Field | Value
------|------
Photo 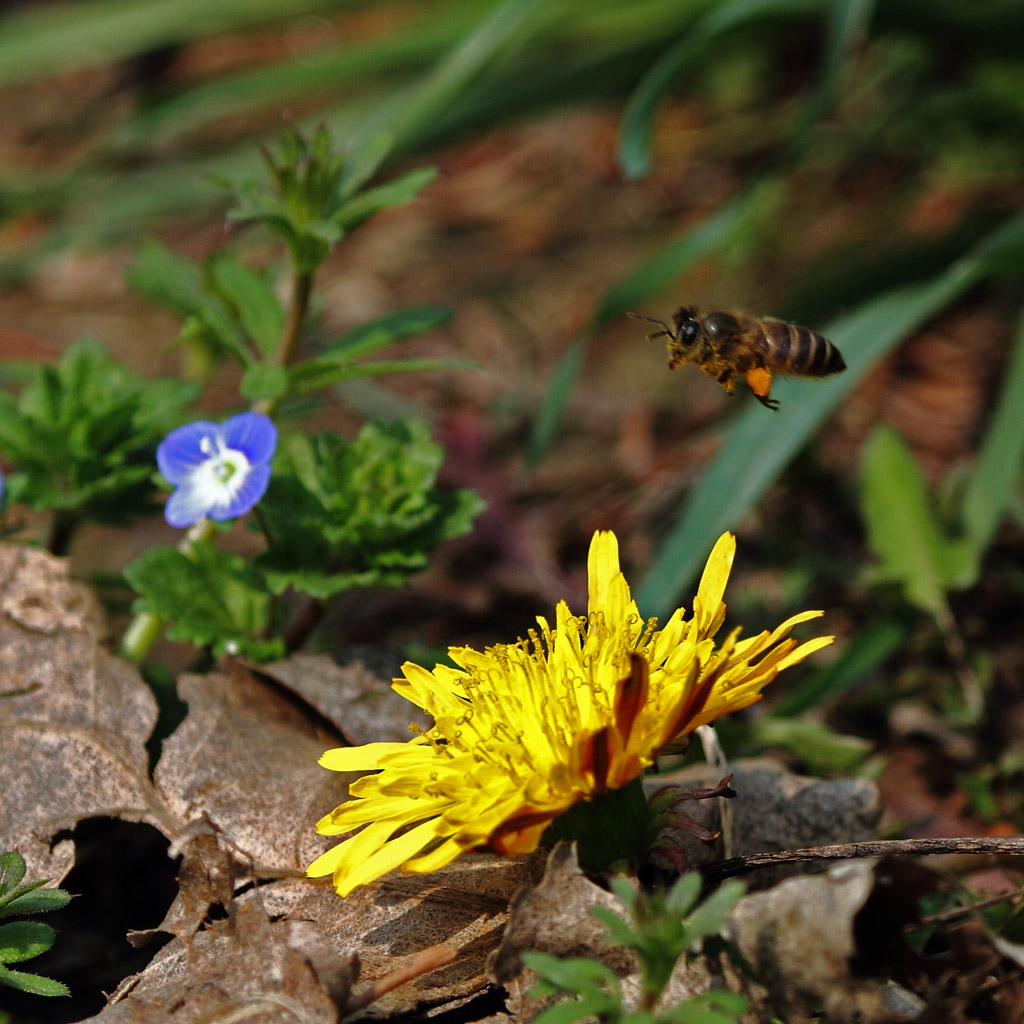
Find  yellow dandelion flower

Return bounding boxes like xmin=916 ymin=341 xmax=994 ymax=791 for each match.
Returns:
xmin=308 ymin=531 xmax=833 ymax=896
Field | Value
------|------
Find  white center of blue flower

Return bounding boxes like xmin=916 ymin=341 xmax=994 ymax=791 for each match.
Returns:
xmin=193 ymin=435 xmax=251 ymax=505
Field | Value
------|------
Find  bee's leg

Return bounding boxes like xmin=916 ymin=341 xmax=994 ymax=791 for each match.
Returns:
xmin=716 ymin=369 xmax=736 ymax=395
xmin=746 ymin=366 xmax=778 ymax=410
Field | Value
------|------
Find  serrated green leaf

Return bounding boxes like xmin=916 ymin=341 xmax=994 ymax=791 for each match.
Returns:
xmin=860 ymin=425 xmax=973 ymax=620
xmin=125 ymin=542 xmax=282 ymax=661
xmin=0 ymin=963 xmax=69 ymax=997
xmin=256 ymin=421 xmax=484 ymax=599
xmin=0 ymin=887 xmax=70 ymax=919
xmin=240 ymin=363 xmax=289 ymax=402
xmin=0 ymin=921 xmax=55 ymax=964
xmin=208 ymin=253 xmax=286 ymax=357
xmin=0 ymin=339 xmax=198 ymax=525
xmin=0 ymin=854 xmax=26 ymax=896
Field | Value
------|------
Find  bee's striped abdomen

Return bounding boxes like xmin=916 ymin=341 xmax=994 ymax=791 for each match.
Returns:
xmin=761 ymin=320 xmax=845 ymax=378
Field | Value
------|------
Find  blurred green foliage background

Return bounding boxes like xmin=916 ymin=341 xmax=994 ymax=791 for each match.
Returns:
xmin=2 ymin=0 xmax=1024 ymax=788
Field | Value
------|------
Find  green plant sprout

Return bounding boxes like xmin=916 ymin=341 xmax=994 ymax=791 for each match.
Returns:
xmin=524 ymin=873 xmax=747 ymax=1024
xmin=0 ymin=124 xmax=482 ymax=666
xmin=0 ymin=851 xmax=71 ymax=1001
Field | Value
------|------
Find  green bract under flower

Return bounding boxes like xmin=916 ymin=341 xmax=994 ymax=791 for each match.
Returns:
xmin=309 ymin=531 xmax=833 ymax=896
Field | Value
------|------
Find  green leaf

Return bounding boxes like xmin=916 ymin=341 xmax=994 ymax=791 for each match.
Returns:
xmin=125 ymin=542 xmax=283 ymax=661
xmin=320 ymin=306 xmax=453 ymax=362
xmin=343 ymin=0 xmax=553 ymax=185
xmin=0 ymin=963 xmax=69 ymax=997
xmin=0 ymin=854 xmax=25 ymax=897
xmin=770 ymin=614 xmax=911 ymax=717
xmin=751 ymin=716 xmax=872 ymax=772
xmin=256 ymin=421 xmax=485 ymax=599
xmin=127 ymin=238 xmax=204 ymax=317
xmin=0 ymin=921 xmax=55 ymax=964
xmin=658 ymin=990 xmax=748 ymax=1024
xmin=0 ymin=0 xmax=341 ymax=88
xmin=240 ymin=363 xmax=289 ymax=402
xmin=635 ymin=210 xmax=1024 ymax=619
xmin=960 ymin=304 xmax=1024 ymax=561
xmin=0 ymin=339 xmax=198 ymax=525
xmin=333 ymin=167 xmax=439 ymax=235
xmin=288 ymin=356 xmax=475 ymax=399
xmin=0 ymin=888 xmax=70 ymax=920
xmin=208 ymin=253 xmax=285 ymax=357
xmin=860 ymin=425 xmax=973 ymax=620
xmin=618 ymin=0 xmax=821 ymax=180
xmin=526 ymin=338 xmax=586 ymax=472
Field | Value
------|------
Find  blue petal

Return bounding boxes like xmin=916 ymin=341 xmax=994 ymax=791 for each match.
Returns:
xmin=157 ymin=421 xmax=222 ymax=485
xmin=165 ymin=484 xmax=213 ymax=528
xmin=208 ymin=463 xmax=271 ymax=521
xmin=222 ymin=412 xmax=277 ymax=466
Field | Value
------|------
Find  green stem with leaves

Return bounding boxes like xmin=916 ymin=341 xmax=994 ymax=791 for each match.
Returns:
xmin=119 ymin=269 xmax=314 ymax=664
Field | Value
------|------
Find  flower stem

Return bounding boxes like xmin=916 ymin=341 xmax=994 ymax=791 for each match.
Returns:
xmin=254 ymin=268 xmax=314 ymax=417
xmin=119 ymin=519 xmax=215 ymax=663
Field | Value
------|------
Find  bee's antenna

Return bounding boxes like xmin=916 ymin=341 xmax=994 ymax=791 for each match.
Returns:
xmin=627 ymin=311 xmax=671 ymax=341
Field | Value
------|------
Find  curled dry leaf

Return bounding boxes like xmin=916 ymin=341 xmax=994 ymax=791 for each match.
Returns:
xmin=0 ymin=544 xmax=167 ymax=880
xmin=727 ymin=860 xmax=923 ymax=1024
xmin=153 ymin=661 xmax=349 ymax=872
xmin=259 ymin=652 xmax=430 ymax=745
xmin=646 ymin=758 xmax=882 ymax=887
xmin=92 ymin=898 xmax=346 ymax=1023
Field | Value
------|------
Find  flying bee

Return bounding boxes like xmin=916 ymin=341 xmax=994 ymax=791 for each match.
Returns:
xmin=628 ymin=307 xmax=846 ymax=410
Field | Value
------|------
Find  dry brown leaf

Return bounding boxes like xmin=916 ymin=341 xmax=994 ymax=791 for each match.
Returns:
xmin=259 ymin=848 xmax=548 ymax=1019
xmin=0 ymin=545 xmax=168 ymax=880
xmin=727 ymin=860 xmax=900 ymax=1024
xmin=127 ymin=815 xmax=238 ymax=947
xmin=153 ymin=662 xmax=349 ymax=873
xmin=259 ymin=652 xmax=430 ymax=746
xmin=91 ymin=898 xmax=344 ymax=1023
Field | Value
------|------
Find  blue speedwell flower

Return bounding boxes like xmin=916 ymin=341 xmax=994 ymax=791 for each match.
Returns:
xmin=157 ymin=412 xmax=277 ymax=528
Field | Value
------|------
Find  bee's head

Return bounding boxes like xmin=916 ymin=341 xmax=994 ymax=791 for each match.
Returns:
xmin=671 ymin=307 xmax=702 ymax=349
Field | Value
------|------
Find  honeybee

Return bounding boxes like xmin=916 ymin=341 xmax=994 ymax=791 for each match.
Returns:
xmin=628 ymin=307 xmax=846 ymax=410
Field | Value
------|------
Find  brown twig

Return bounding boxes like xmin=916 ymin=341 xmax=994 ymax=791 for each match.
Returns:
xmin=700 ymin=836 xmax=1024 ymax=882
xmin=343 ymin=943 xmax=457 ymax=1015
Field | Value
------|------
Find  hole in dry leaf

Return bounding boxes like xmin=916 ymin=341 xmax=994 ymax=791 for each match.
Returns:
xmin=4 ymin=818 xmax=177 ymax=1023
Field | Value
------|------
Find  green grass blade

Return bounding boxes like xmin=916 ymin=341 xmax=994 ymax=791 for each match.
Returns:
xmin=526 ymin=338 xmax=587 ymax=472
xmin=634 ymin=210 xmax=1024 ymax=619
xmin=960 ymin=305 xmax=1024 ymax=556
xmin=0 ymin=0 xmax=343 ymax=88
xmin=594 ymin=184 xmax=764 ymax=327
xmin=618 ymin=0 xmax=822 ymax=180
xmin=859 ymin=425 xmax=961 ymax=619
xmin=770 ymin=613 xmax=911 ymax=717
xmin=786 ymin=0 xmax=875 ymax=147
xmin=344 ymin=0 xmax=555 ymax=187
